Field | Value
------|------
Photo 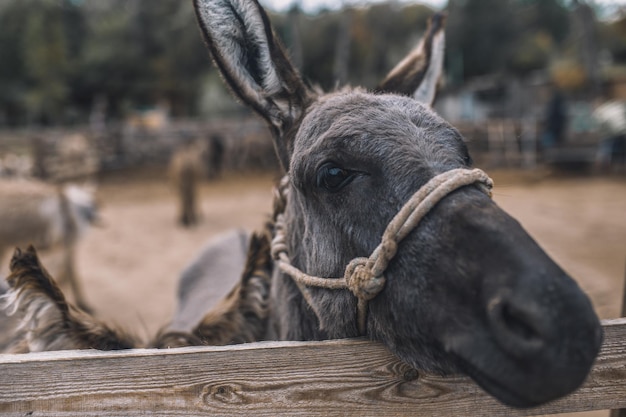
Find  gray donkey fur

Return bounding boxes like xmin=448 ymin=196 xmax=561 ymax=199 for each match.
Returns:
xmin=170 ymin=229 xmax=249 ymax=332
xmin=194 ymin=0 xmax=601 ymax=408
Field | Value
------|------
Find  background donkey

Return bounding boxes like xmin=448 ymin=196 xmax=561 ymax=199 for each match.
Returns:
xmin=0 ymin=225 xmax=272 ymax=352
xmin=168 ymin=139 xmax=207 ymax=227
xmin=0 ymin=179 xmax=98 ymax=311
xmin=193 ymin=0 xmax=602 ymax=408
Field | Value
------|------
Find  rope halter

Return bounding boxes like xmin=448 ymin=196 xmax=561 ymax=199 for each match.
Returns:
xmin=270 ymin=168 xmax=494 ymax=336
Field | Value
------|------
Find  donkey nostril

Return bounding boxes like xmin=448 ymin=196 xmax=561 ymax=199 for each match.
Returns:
xmin=488 ymin=296 xmax=545 ymax=357
xmin=500 ymin=303 xmax=540 ymax=341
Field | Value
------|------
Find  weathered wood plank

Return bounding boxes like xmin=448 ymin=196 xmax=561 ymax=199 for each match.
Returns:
xmin=0 ymin=318 xmax=624 ymax=417
xmin=610 ymin=267 xmax=626 ymax=417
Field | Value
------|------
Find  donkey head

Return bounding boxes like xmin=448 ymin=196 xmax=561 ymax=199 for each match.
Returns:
xmin=194 ymin=0 xmax=602 ymax=407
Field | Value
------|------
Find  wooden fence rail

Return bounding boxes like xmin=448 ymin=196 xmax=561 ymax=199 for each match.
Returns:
xmin=0 ymin=318 xmax=624 ymax=416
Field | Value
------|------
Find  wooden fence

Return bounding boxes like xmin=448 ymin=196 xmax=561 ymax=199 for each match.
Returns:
xmin=0 ymin=118 xmax=277 ymax=181
xmin=0 ymin=318 xmax=624 ymax=416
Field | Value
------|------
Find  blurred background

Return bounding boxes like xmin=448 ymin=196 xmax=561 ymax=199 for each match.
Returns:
xmin=0 ymin=0 xmax=625 ymax=173
xmin=0 ymin=0 xmax=624 ymax=383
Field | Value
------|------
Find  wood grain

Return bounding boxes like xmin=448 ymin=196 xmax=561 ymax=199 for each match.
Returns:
xmin=0 ymin=318 xmax=624 ymax=416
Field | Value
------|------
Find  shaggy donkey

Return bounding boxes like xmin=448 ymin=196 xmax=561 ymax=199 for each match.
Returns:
xmin=0 ymin=179 xmax=98 ymax=311
xmin=192 ymin=0 xmax=601 ymax=408
xmin=1 ymin=225 xmax=272 ymax=352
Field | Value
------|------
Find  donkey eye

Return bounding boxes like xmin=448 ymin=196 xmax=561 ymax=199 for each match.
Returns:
xmin=316 ymin=163 xmax=356 ymax=192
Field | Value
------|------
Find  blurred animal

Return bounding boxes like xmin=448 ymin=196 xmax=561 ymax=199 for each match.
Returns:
xmin=0 ymin=227 xmax=272 ymax=352
xmin=0 ymin=179 xmax=98 ymax=311
xmin=168 ymin=140 xmax=207 ymax=227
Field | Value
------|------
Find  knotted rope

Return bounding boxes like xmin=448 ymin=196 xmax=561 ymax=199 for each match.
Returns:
xmin=271 ymin=168 xmax=494 ymax=335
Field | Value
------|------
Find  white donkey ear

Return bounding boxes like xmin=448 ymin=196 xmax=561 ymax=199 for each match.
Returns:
xmin=193 ymin=0 xmax=312 ymax=169
xmin=376 ymin=13 xmax=446 ymax=107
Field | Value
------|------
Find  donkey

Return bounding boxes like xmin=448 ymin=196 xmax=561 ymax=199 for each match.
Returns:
xmin=0 ymin=2 xmax=602 ymax=409
xmin=0 ymin=224 xmax=272 ymax=352
xmin=168 ymin=139 xmax=207 ymax=227
xmin=0 ymin=179 xmax=98 ymax=311
xmin=191 ymin=0 xmax=602 ymax=408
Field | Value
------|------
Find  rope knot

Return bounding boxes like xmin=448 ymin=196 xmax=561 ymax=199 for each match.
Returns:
xmin=344 ymin=258 xmax=386 ymax=301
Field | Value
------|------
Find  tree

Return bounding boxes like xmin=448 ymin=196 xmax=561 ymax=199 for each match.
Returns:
xmin=0 ymin=0 xmax=29 ymax=125
xmin=602 ymin=12 xmax=626 ymax=63
xmin=0 ymin=0 xmax=77 ymax=125
xmin=447 ymin=0 xmax=518 ymax=81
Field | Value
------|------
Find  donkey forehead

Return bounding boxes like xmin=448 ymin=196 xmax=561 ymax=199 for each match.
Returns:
xmin=291 ymin=90 xmax=467 ymax=171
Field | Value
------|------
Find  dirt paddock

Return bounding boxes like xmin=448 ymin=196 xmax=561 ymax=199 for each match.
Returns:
xmin=1 ymin=167 xmax=625 ymax=415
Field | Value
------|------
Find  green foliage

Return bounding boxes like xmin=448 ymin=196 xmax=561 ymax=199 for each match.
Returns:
xmin=76 ymin=0 xmax=210 ymax=118
xmin=0 ymin=1 xmax=29 ymax=125
xmin=0 ymin=0 xmax=212 ymax=126
xmin=448 ymin=0 xmax=517 ymax=79
xmin=0 ymin=0 xmax=73 ymax=124
xmin=272 ymin=3 xmax=433 ymax=91
xmin=0 ymin=0 xmax=621 ymax=126
xmin=509 ymin=32 xmax=553 ymax=74
xmin=519 ymin=0 xmax=570 ymax=44
xmin=354 ymin=4 xmax=432 ymax=87
xmin=23 ymin=0 xmax=72 ymax=123
xmin=447 ymin=0 xmax=572 ymax=81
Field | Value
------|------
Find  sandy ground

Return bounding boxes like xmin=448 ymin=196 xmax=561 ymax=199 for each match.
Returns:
xmin=1 ymin=168 xmax=624 ymax=416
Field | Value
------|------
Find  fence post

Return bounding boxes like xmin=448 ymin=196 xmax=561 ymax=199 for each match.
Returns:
xmin=502 ymin=119 xmax=518 ymax=166
xmin=610 ymin=260 xmax=626 ymax=417
xmin=521 ymin=116 xmax=537 ymax=169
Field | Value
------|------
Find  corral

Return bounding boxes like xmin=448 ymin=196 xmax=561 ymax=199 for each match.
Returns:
xmin=1 ymin=168 xmax=625 ymax=416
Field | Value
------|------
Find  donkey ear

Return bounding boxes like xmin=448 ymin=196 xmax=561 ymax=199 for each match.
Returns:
xmin=376 ymin=13 xmax=446 ymax=106
xmin=193 ymin=0 xmax=311 ymax=169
